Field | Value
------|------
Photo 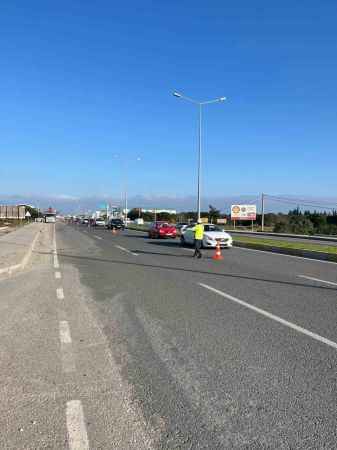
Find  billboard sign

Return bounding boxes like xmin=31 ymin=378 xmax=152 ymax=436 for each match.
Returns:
xmin=231 ymin=205 xmax=256 ymax=221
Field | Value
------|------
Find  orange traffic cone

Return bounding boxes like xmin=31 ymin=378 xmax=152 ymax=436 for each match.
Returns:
xmin=212 ymin=240 xmax=223 ymax=260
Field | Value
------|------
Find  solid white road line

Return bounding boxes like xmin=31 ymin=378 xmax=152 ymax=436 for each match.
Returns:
xmin=56 ymin=287 xmax=65 ymax=300
xmin=66 ymin=400 xmax=90 ymax=450
xmin=55 ymin=271 xmax=62 ymax=279
xmin=298 ymin=275 xmax=337 ymax=286
xmin=232 ymin=245 xmax=337 ymax=265
xmin=199 ymin=282 xmax=337 ymax=350
xmin=59 ymin=320 xmax=72 ymax=344
xmin=115 ymin=244 xmax=139 ymax=256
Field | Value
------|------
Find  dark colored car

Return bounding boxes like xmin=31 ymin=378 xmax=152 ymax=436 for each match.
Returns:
xmin=107 ymin=218 xmax=125 ymax=230
xmin=148 ymin=222 xmax=177 ymax=239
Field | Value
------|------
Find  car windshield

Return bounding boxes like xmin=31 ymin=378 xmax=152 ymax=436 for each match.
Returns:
xmin=204 ymin=225 xmax=223 ymax=232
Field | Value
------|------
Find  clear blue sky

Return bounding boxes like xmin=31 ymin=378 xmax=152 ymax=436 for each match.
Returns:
xmin=1 ymin=0 xmax=337 ymax=201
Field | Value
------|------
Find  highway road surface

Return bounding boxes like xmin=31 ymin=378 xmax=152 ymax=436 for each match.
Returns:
xmin=1 ymin=222 xmax=337 ymax=449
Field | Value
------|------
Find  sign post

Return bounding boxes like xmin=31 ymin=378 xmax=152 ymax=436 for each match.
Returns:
xmin=231 ymin=205 xmax=257 ymax=229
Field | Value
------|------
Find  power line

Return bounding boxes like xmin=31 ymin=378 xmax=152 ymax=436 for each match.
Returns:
xmin=265 ymin=194 xmax=337 ymax=211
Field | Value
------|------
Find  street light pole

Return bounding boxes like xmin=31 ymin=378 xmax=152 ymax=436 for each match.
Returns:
xmin=197 ymin=103 xmax=202 ymax=221
xmin=114 ymin=155 xmax=141 ymax=224
xmin=173 ymin=92 xmax=226 ymax=221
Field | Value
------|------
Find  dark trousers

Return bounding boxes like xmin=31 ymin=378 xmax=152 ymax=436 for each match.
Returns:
xmin=194 ymin=239 xmax=202 ymax=258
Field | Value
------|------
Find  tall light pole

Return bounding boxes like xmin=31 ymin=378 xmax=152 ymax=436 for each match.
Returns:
xmin=114 ymin=155 xmax=141 ymax=224
xmin=173 ymin=92 xmax=226 ymax=221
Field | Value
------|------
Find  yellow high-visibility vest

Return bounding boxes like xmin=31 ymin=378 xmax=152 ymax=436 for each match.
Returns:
xmin=194 ymin=224 xmax=204 ymax=240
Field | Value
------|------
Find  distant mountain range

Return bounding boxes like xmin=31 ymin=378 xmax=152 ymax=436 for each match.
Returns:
xmin=1 ymin=193 xmax=337 ymax=214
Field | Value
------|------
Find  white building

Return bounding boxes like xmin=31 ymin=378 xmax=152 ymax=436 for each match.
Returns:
xmin=142 ymin=208 xmax=177 ymax=215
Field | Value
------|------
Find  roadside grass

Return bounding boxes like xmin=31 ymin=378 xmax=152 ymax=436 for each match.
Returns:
xmin=234 ymin=235 xmax=337 ymax=255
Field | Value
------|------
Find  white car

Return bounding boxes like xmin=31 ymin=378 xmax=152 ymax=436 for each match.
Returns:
xmin=181 ymin=224 xmax=233 ymax=248
xmin=94 ymin=218 xmax=106 ymax=227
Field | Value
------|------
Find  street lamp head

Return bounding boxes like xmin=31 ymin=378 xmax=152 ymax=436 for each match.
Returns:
xmin=173 ymin=92 xmax=182 ymax=98
xmin=219 ymin=97 xmax=226 ymax=102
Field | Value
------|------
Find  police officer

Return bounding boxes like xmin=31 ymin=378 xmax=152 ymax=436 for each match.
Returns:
xmin=193 ymin=219 xmax=204 ymax=258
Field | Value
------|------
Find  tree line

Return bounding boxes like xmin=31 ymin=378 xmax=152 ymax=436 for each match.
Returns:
xmin=128 ymin=206 xmax=337 ymax=235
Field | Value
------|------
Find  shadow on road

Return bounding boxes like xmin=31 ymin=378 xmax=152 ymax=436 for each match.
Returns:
xmin=54 ymin=250 xmax=337 ymax=293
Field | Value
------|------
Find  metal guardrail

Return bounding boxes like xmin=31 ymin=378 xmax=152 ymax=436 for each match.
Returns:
xmin=229 ymin=230 xmax=337 ymax=243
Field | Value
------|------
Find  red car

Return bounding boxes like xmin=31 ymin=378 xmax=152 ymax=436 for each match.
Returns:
xmin=148 ymin=222 xmax=177 ymax=239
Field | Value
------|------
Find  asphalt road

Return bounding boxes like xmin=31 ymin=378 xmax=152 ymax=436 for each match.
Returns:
xmin=1 ymin=222 xmax=337 ymax=449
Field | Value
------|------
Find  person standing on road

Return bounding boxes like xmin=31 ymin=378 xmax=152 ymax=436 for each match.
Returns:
xmin=193 ymin=219 xmax=204 ymax=258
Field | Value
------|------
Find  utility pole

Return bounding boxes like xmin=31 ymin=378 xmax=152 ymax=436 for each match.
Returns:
xmin=261 ymin=193 xmax=265 ymax=231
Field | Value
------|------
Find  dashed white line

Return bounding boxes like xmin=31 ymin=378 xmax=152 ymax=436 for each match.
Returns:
xmin=61 ymin=344 xmax=76 ymax=373
xmin=115 ymin=245 xmax=139 ymax=256
xmin=66 ymin=400 xmax=90 ymax=450
xmin=59 ymin=320 xmax=75 ymax=373
xmin=59 ymin=320 xmax=72 ymax=344
xmin=56 ymin=287 xmax=65 ymax=300
xmin=93 ymin=235 xmax=103 ymax=240
xmin=54 ymin=255 xmax=60 ymax=269
xmin=298 ymin=275 xmax=337 ymax=286
xmin=55 ymin=271 xmax=62 ymax=279
xmin=199 ymin=282 xmax=337 ymax=350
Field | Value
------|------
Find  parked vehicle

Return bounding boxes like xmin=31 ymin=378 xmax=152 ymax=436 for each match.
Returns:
xmin=181 ymin=224 xmax=233 ymax=248
xmin=45 ymin=215 xmax=56 ymax=223
xmin=148 ymin=222 xmax=177 ymax=239
xmin=107 ymin=218 xmax=125 ymax=230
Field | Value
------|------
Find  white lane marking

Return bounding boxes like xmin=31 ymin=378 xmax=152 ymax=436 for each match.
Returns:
xmin=53 ymin=225 xmax=57 ymax=254
xmin=298 ymin=275 xmax=337 ymax=286
xmin=56 ymin=287 xmax=64 ymax=300
xmin=60 ymin=343 xmax=76 ymax=373
xmin=93 ymin=235 xmax=103 ymax=240
xmin=59 ymin=320 xmax=72 ymax=344
xmin=55 ymin=271 xmax=62 ymax=279
xmin=232 ymin=246 xmax=337 ymax=265
xmin=54 ymin=255 xmax=60 ymax=269
xmin=66 ymin=400 xmax=90 ymax=450
xmin=115 ymin=245 xmax=139 ymax=256
xmin=199 ymin=282 xmax=337 ymax=350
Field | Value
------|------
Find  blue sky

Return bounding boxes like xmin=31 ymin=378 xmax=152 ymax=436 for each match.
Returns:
xmin=1 ymin=0 xmax=337 ymax=205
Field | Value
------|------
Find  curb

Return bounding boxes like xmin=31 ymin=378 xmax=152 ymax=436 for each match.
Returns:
xmin=234 ymin=241 xmax=337 ymax=263
xmin=0 ymin=227 xmax=42 ymax=276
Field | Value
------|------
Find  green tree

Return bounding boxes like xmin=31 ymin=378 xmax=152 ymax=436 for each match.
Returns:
xmin=128 ymin=208 xmax=141 ymax=221
xmin=208 ymin=205 xmax=220 ymax=223
xmin=25 ymin=206 xmax=39 ymax=219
